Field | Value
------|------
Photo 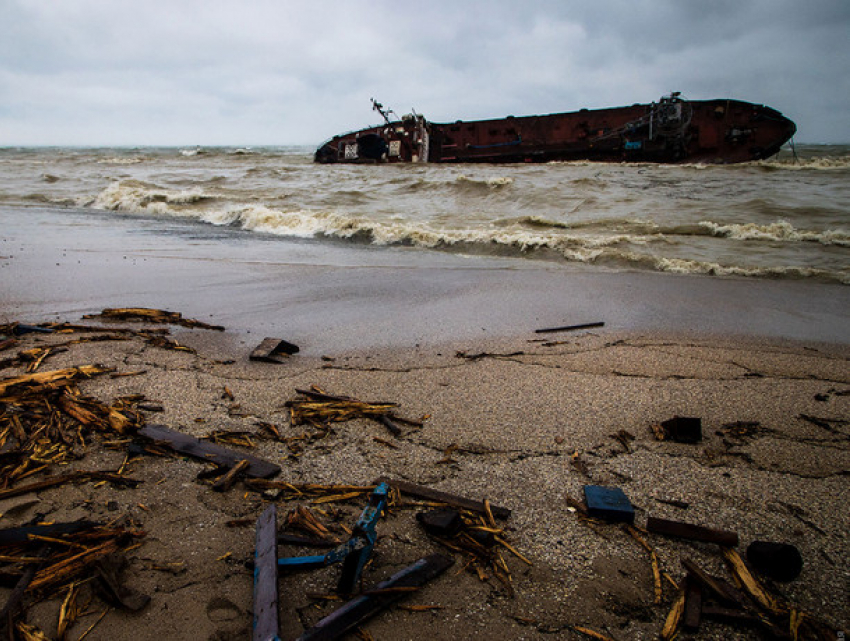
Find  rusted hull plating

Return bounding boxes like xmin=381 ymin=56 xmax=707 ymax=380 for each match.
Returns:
xmin=314 ymin=95 xmax=796 ymax=165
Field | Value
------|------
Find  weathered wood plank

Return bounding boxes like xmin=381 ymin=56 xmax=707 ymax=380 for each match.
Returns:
xmin=375 ymin=477 xmax=511 ymax=520
xmin=140 ymin=425 xmax=280 ymax=479
xmin=253 ymin=505 xmax=279 ymax=641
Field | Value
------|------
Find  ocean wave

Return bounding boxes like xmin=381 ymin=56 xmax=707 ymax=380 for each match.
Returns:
xmin=755 ymin=155 xmax=850 ymax=170
xmin=700 ymin=220 xmax=850 ymax=246
xmin=87 ymin=181 xmax=214 ymax=214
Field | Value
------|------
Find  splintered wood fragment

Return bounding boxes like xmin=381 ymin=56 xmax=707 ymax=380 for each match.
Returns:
xmin=647 ymin=516 xmax=739 ymax=547
xmin=250 ymin=338 xmax=300 ymax=363
xmin=0 ymin=472 xmax=140 ymax=501
xmin=535 ymin=321 xmax=604 ymax=334
xmin=212 ymin=459 xmax=250 ymax=492
xmin=660 ymin=588 xmax=686 ymax=641
xmin=571 ymin=626 xmax=615 ymax=641
xmin=139 ymin=425 xmax=280 ymax=479
xmin=375 ymin=477 xmax=511 ymax=520
xmin=29 ymin=538 xmax=122 ymax=591
xmin=311 ymin=491 xmax=367 ymax=505
xmin=721 ymin=547 xmax=781 ymax=614
xmin=0 ymin=366 xmax=111 ymax=397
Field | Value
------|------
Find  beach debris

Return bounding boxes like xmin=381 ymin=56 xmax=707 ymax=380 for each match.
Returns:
xmin=454 ymin=350 xmax=525 ymax=361
xmin=245 ymin=480 xmax=377 ymax=505
xmin=746 ymin=540 xmax=803 ymax=582
xmin=253 ymin=505 xmax=279 ymax=641
xmin=250 ymin=337 xmax=300 ymax=362
xmin=416 ymin=508 xmax=463 ymax=538
xmin=583 ymin=485 xmax=635 ymax=524
xmin=0 ymin=323 xmax=55 ymax=337
xmin=416 ymin=503 xmax=528 ymax=595
xmin=277 ymin=483 xmax=389 ymax=595
xmin=416 ymin=502 xmax=531 ymax=596
xmin=0 ymin=471 xmax=140 ymax=501
xmin=211 ymin=459 xmax=250 ymax=492
xmin=138 ymin=424 xmax=280 ymax=478
xmin=254 ymin=493 xmax=452 ymax=641
xmin=652 ymin=416 xmax=702 ymax=443
xmin=683 ymin=576 xmax=703 ymax=631
xmin=82 ymin=307 xmax=224 ymax=330
xmin=376 ymin=477 xmax=511 ymax=520
xmin=0 ymin=520 xmax=146 ymax=635
xmin=286 ymin=387 xmax=421 ymax=437
xmin=294 ymin=554 xmax=453 ymax=641
xmin=534 ymin=321 xmax=605 ymax=334
xmin=646 ymin=516 xmax=739 ymax=547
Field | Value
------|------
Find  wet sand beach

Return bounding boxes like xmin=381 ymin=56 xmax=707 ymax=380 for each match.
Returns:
xmin=1 ymin=204 xmax=848 ymax=640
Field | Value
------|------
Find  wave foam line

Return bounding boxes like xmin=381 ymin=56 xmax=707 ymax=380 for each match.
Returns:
xmin=700 ymin=220 xmax=850 ymax=246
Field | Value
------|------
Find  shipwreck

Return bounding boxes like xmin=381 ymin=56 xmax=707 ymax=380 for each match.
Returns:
xmin=314 ymin=93 xmax=796 ymax=165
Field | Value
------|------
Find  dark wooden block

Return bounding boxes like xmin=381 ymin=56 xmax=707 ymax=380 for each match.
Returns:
xmin=661 ymin=416 xmax=702 ymax=443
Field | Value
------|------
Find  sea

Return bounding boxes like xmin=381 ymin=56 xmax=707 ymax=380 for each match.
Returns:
xmin=0 ymin=144 xmax=848 ymax=284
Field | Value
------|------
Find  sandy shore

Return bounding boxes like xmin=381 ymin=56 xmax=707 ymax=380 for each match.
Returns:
xmin=1 ymin=204 xmax=848 ymax=638
xmin=1 ymin=316 xmax=848 ymax=640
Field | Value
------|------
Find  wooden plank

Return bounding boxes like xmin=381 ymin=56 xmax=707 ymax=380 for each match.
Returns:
xmin=647 ymin=516 xmax=738 ymax=547
xmin=295 ymin=553 xmax=453 ymax=641
xmin=375 ymin=477 xmax=511 ymax=520
xmin=253 ymin=505 xmax=279 ymax=641
xmin=140 ymin=425 xmax=280 ymax=479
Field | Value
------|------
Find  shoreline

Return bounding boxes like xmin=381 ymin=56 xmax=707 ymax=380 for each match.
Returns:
xmin=2 ymin=206 xmax=848 ymax=355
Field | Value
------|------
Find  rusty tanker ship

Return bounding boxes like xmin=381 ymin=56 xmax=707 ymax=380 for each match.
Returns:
xmin=314 ymin=93 xmax=796 ymax=165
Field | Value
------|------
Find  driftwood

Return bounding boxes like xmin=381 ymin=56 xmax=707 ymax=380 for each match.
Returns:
xmin=82 ymin=307 xmax=224 ymax=330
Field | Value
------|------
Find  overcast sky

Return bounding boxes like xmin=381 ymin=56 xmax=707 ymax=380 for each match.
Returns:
xmin=1 ymin=0 xmax=848 ymax=146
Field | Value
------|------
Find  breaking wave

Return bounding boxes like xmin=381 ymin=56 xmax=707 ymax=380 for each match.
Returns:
xmin=86 ymin=180 xmax=214 ymax=214
xmin=177 ymin=205 xmax=847 ymax=284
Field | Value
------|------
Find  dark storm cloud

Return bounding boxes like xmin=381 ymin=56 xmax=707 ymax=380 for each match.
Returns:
xmin=0 ymin=0 xmax=847 ymax=145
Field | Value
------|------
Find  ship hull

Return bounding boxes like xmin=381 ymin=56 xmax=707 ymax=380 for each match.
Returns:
xmin=315 ymin=95 xmax=796 ymax=165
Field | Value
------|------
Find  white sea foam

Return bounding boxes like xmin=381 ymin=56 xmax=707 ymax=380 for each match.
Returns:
xmin=700 ymin=220 xmax=850 ymax=246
